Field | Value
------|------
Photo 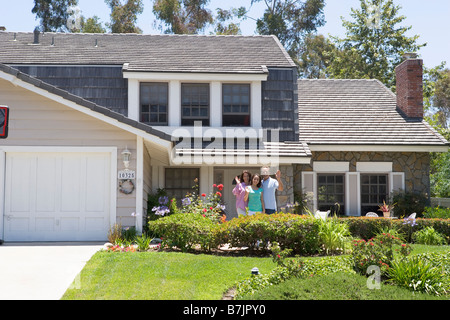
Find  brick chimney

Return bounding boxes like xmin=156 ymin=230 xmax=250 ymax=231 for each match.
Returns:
xmin=395 ymin=53 xmax=423 ymax=119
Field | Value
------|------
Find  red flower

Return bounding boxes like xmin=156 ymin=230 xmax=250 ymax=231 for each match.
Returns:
xmin=216 ymin=191 xmax=222 ymax=197
xmin=209 ymin=207 xmax=213 ymax=210
xmin=201 ymin=193 xmax=206 ymax=197
xmin=203 ymin=208 xmax=207 ymax=212
xmin=213 ymin=184 xmax=217 ymax=188
xmin=218 ymin=184 xmax=223 ymax=191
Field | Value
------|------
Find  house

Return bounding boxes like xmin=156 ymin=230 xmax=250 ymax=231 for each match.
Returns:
xmin=0 ymin=31 xmax=448 ymax=242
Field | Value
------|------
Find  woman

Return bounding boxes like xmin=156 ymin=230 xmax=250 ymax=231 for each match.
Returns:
xmin=244 ymin=173 xmax=265 ymax=215
xmin=232 ymin=170 xmax=251 ymax=216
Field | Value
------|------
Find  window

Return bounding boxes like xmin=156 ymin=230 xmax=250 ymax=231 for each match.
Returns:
xmin=222 ymin=84 xmax=250 ymax=126
xmin=165 ymin=168 xmax=199 ymax=200
xmin=317 ymin=174 xmax=345 ymax=215
xmin=140 ymin=83 xmax=168 ymax=125
xmin=181 ymin=83 xmax=209 ymax=126
xmin=361 ymin=174 xmax=389 ymax=215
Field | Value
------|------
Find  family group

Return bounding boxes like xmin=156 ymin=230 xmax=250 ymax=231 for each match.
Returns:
xmin=232 ymin=166 xmax=284 ymax=216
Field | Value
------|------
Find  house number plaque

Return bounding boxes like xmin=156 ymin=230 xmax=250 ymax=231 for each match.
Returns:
xmin=118 ymin=169 xmax=136 ymax=179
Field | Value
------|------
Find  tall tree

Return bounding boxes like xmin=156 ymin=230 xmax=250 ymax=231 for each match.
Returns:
xmin=152 ymin=0 xmax=213 ymax=34
xmin=297 ymin=33 xmax=334 ymax=78
xmin=32 ymin=0 xmax=78 ymax=32
xmin=327 ymin=0 xmax=425 ymax=90
xmin=253 ymin=0 xmax=325 ymax=58
xmin=81 ymin=16 xmax=107 ymax=33
xmin=105 ymin=0 xmax=144 ymax=33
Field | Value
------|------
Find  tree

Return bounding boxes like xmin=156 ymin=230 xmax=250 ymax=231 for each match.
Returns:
xmin=433 ymin=70 xmax=450 ymax=128
xmin=32 ymin=0 xmax=78 ymax=32
xmin=213 ymin=7 xmax=247 ymax=35
xmin=327 ymin=0 xmax=425 ymax=90
xmin=297 ymin=33 xmax=334 ymax=78
xmin=152 ymin=0 xmax=213 ymax=34
xmin=105 ymin=0 xmax=144 ymax=33
xmin=81 ymin=16 xmax=106 ymax=33
xmin=253 ymin=0 xmax=325 ymax=58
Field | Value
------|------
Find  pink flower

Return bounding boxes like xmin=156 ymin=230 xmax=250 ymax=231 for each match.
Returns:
xmin=203 ymin=208 xmax=207 ymax=212
xmin=201 ymin=193 xmax=206 ymax=197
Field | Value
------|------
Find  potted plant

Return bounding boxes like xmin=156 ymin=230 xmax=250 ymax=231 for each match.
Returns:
xmin=378 ymin=200 xmax=395 ymax=218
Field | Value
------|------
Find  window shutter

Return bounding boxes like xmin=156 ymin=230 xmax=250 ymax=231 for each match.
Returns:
xmin=345 ymin=172 xmax=360 ymax=216
xmin=302 ymin=172 xmax=316 ymax=212
xmin=390 ymin=172 xmax=405 ymax=194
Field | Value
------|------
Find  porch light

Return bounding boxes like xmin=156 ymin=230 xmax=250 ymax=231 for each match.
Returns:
xmin=121 ymin=147 xmax=131 ymax=169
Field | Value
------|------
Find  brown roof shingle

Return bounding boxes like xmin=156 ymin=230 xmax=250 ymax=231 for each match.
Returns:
xmin=298 ymin=79 xmax=449 ymax=146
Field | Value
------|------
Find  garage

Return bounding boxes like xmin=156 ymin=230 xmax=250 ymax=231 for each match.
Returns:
xmin=2 ymin=150 xmax=113 ymax=241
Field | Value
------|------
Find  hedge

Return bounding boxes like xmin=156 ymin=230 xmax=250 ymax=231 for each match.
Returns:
xmin=343 ymin=217 xmax=450 ymax=243
xmin=214 ymin=213 xmax=321 ymax=255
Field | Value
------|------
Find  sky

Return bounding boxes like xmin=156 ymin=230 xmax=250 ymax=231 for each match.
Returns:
xmin=0 ymin=0 xmax=449 ymax=69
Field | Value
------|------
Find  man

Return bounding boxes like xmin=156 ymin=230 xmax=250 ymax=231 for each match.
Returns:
xmin=260 ymin=166 xmax=283 ymax=214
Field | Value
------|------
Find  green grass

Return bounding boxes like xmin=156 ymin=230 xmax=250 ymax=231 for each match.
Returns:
xmin=62 ymin=245 xmax=450 ymax=300
xmin=238 ymin=272 xmax=448 ymax=300
xmin=62 ymin=251 xmax=276 ymax=300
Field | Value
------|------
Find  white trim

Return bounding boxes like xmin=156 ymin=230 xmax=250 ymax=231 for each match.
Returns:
xmin=0 ymin=150 xmax=5 ymax=240
xmin=135 ymin=136 xmax=144 ymax=234
xmin=356 ymin=162 xmax=393 ymax=172
xmin=309 ymin=145 xmax=449 ymax=153
xmin=210 ymin=82 xmax=222 ymax=127
xmin=251 ymin=81 xmax=262 ymax=128
xmin=345 ymin=172 xmax=361 ymax=216
xmin=302 ymin=171 xmax=317 ymax=212
xmin=127 ymin=79 xmax=140 ymax=121
xmin=123 ymin=71 xmax=268 ymax=82
xmin=168 ymin=80 xmax=181 ymax=126
xmin=389 ymin=172 xmax=405 ymax=193
xmin=0 ymin=146 xmax=117 ymax=233
xmin=313 ymin=161 xmax=349 ymax=172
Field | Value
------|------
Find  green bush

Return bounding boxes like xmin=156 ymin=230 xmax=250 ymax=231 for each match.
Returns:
xmin=388 ymin=255 xmax=448 ymax=296
xmin=352 ymin=233 xmax=411 ymax=276
xmin=391 ymin=191 xmax=428 ymax=218
xmin=147 ymin=213 xmax=218 ymax=252
xmin=214 ymin=213 xmax=321 ymax=255
xmin=316 ymin=216 xmax=352 ymax=255
xmin=412 ymin=226 xmax=446 ymax=245
xmin=423 ymin=206 xmax=450 ymax=219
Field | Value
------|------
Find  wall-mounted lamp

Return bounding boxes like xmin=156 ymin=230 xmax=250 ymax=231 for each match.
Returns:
xmin=121 ymin=147 xmax=131 ymax=169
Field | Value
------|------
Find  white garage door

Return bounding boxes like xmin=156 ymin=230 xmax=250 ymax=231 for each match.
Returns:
xmin=4 ymin=152 xmax=111 ymax=241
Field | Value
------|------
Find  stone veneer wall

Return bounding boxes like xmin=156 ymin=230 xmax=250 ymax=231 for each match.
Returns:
xmin=293 ymin=151 xmax=431 ymax=197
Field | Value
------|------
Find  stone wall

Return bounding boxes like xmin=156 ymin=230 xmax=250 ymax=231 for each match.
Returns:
xmin=293 ymin=151 xmax=430 ymax=197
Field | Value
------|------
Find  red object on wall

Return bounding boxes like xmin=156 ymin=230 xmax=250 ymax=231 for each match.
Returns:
xmin=0 ymin=105 xmax=9 ymax=139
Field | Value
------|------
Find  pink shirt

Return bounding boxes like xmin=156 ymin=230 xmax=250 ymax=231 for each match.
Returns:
xmin=232 ymin=182 xmax=248 ymax=210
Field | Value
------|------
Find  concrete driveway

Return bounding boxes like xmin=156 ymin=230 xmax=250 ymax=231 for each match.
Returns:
xmin=0 ymin=242 xmax=103 ymax=300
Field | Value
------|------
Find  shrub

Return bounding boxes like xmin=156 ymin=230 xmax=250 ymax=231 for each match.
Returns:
xmin=412 ymin=226 xmax=446 ymax=245
xmin=388 ymin=255 xmax=448 ymax=296
xmin=352 ymin=233 xmax=411 ymax=276
xmin=391 ymin=191 xmax=428 ymax=218
xmin=423 ymin=206 xmax=450 ymax=219
xmin=214 ymin=213 xmax=321 ymax=255
xmin=316 ymin=215 xmax=352 ymax=255
xmin=147 ymin=213 xmax=218 ymax=252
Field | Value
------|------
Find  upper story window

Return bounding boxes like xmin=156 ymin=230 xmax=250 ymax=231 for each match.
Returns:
xmin=222 ymin=84 xmax=250 ymax=126
xmin=181 ymin=83 xmax=210 ymax=126
xmin=140 ymin=82 xmax=168 ymax=125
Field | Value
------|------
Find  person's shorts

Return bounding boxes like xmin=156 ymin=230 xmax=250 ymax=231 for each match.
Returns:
xmin=265 ymin=209 xmax=276 ymax=214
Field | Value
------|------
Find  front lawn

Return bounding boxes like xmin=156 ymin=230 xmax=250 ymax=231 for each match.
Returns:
xmin=62 ymin=251 xmax=276 ymax=300
xmin=62 ymin=245 xmax=449 ymax=300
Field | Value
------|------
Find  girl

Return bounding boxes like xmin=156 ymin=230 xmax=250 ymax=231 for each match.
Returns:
xmin=244 ymin=173 xmax=265 ymax=215
xmin=232 ymin=170 xmax=251 ymax=216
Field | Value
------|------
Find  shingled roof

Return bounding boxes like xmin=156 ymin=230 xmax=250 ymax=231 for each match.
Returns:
xmin=0 ymin=31 xmax=295 ymax=73
xmin=298 ymin=79 xmax=449 ymax=147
